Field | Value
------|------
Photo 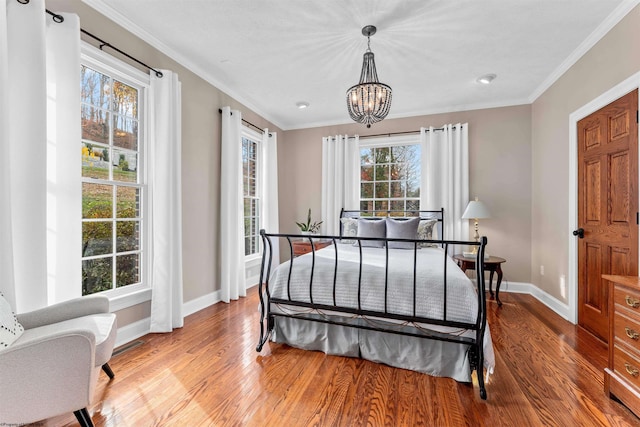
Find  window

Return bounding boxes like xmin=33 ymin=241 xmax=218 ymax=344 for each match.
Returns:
xmin=242 ymin=129 xmax=261 ymax=256
xmin=360 ymin=140 xmax=421 ymax=216
xmin=80 ymin=54 xmax=147 ymax=296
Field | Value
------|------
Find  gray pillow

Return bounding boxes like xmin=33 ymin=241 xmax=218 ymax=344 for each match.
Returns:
xmin=386 ymin=217 xmax=420 ymax=249
xmin=354 ymin=219 xmax=386 ymax=248
xmin=340 ymin=217 xmax=358 ymax=244
xmin=417 ymin=219 xmax=438 ymax=248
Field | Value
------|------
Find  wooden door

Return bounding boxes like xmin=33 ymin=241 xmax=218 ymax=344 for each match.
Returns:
xmin=577 ymin=89 xmax=638 ymax=343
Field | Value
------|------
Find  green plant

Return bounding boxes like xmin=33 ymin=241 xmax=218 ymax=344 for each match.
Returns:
xmin=296 ymin=208 xmax=322 ymax=233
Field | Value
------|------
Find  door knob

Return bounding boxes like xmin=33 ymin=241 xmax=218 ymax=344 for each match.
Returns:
xmin=573 ymin=228 xmax=585 ymax=238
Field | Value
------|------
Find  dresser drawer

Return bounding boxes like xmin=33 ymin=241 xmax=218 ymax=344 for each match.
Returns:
xmin=613 ymin=285 xmax=640 ymax=317
xmin=613 ymin=345 xmax=640 ymax=391
xmin=614 ymin=310 xmax=640 ymax=353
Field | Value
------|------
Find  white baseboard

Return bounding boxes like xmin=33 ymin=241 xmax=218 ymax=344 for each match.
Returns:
xmin=183 ymin=289 xmax=222 ymax=317
xmin=498 ymin=281 xmax=571 ymax=321
xmin=114 ymin=317 xmax=151 ymax=348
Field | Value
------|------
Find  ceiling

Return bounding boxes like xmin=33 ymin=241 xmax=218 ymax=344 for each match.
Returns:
xmin=82 ymin=0 xmax=637 ymax=130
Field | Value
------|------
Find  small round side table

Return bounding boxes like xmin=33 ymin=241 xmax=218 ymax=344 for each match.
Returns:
xmin=453 ymin=254 xmax=507 ymax=306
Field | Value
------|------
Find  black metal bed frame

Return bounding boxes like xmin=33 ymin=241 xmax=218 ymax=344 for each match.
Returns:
xmin=255 ymin=209 xmax=489 ymax=399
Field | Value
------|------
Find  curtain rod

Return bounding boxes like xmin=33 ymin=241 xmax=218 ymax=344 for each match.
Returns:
xmin=358 ymin=128 xmax=445 ymax=140
xmin=218 ymin=109 xmax=271 ymax=137
xmin=31 ymin=3 xmax=164 ymax=78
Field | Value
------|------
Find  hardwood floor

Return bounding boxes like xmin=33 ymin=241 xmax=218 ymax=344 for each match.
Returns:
xmin=34 ymin=289 xmax=640 ymax=427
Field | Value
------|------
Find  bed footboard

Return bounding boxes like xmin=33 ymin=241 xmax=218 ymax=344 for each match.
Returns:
xmin=256 ymin=230 xmax=489 ymax=399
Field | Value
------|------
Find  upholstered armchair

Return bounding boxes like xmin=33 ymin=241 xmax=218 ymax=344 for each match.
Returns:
xmin=0 ymin=295 xmax=117 ymax=427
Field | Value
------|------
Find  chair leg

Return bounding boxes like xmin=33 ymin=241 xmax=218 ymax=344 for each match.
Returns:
xmin=73 ymin=408 xmax=94 ymax=427
xmin=102 ymin=363 xmax=115 ymax=379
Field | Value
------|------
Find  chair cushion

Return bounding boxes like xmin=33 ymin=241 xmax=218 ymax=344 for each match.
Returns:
xmin=15 ymin=313 xmax=116 ymax=367
xmin=0 ymin=291 xmax=24 ymax=349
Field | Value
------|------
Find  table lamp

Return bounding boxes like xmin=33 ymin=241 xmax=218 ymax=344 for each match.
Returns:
xmin=461 ymin=197 xmax=491 ymax=256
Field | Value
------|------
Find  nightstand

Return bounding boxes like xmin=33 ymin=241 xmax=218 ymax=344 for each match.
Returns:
xmin=292 ymin=239 xmax=332 ymax=257
xmin=453 ymin=254 xmax=507 ymax=306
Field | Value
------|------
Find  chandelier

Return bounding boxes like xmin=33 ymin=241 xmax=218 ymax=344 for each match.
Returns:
xmin=346 ymin=25 xmax=392 ymax=128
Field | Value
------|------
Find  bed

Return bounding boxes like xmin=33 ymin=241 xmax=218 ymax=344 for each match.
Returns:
xmin=256 ymin=209 xmax=494 ymax=399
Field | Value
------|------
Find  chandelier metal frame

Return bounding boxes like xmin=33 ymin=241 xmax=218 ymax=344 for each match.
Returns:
xmin=346 ymin=25 xmax=392 ymax=128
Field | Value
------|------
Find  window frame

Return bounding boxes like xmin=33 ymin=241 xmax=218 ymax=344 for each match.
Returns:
xmin=80 ymin=42 xmax=151 ymax=309
xmin=241 ymin=126 xmax=263 ymax=263
xmin=358 ymin=134 xmax=421 ymax=216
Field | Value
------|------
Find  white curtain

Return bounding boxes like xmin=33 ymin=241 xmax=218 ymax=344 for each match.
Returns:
xmin=220 ymin=107 xmax=246 ymax=302
xmin=321 ymin=135 xmax=360 ymax=235
xmin=421 ymin=124 xmax=469 ymax=249
xmin=149 ymin=70 xmax=184 ymax=332
xmin=0 ymin=0 xmax=81 ymax=312
xmin=262 ymin=130 xmax=280 ymax=269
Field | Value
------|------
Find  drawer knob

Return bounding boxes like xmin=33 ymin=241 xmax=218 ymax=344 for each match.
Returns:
xmin=626 ymin=327 xmax=640 ymax=340
xmin=625 ymin=296 xmax=640 ymax=308
xmin=625 ymin=362 xmax=639 ymax=377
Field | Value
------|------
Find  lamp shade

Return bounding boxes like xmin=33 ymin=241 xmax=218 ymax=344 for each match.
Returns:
xmin=461 ymin=198 xmax=491 ymax=219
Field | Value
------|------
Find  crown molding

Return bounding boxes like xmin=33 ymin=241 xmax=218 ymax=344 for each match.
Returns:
xmin=81 ymin=0 xmax=287 ymax=130
xmin=528 ymin=0 xmax=640 ymax=103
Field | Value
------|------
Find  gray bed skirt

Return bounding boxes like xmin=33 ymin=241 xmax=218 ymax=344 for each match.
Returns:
xmin=273 ymin=316 xmax=475 ymax=383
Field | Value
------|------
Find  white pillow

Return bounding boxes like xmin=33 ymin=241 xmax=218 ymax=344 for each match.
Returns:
xmin=0 ymin=291 xmax=24 ymax=349
xmin=417 ymin=219 xmax=439 ymax=248
xmin=340 ymin=217 xmax=358 ymax=243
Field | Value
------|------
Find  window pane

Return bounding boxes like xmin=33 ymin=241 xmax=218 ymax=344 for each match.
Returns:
xmin=116 ymin=254 xmax=139 ymax=287
xmin=82 ymin=183 xmax=113 ymax=218
xmin=116 ymin=186 xmax=140 ymax=218
xmin=112 ymin=80 xmax=138 ymax=118
xmin=113 ymin=149 xmax=138 ymax=182
xmin=82 ymin=142 xmax=109 ymax=179
xmin=117 ymin=221 xmax=139 ymax=252
xmin=374 ymin=182 xmax=388 ymax=198
xmin=375 ymin=164 xmax=389 ymax=181
xmin=81 ymin=66 xmax=110 ymax=109
xmin=390 ymin=181 xmax=405 ymax=198
xmin=390 ymin=200 xmax=405 ymax=212
xmin=81 ymin=105 xmax=109 ymax=144
xmin=361 ymin=165 xmax=373 ymax=182
xmin=375 ymin=200 xmax=388 ymax=212
xmin=82 ymin=222 xmax=112 ymax=257
xmin=113 ymin=114 xmax=138 ymax=150
xmin=376 ymin=147 xmax=390 ymax=163
xmin=361 ymin=182 xmax=373 ymax=199
xmin=361 ymin=148 xmax=374 ymax=165
xmin=360 ymin=200 xmax=373 ymax=213
xmin=83 ymin=257 xmax=112 ymax=295
xmin=406 ymin=200 xmax=420 ymax=212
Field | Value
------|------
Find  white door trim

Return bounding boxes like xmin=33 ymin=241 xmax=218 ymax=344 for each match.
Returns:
xmin=568 ymin=72 xmax=640 ymax=324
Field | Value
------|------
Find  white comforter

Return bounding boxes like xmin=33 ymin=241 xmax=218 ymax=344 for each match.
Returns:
xmin=268 ymin=243 xmax=496 ymax=374
xmin=271 ymin=244 xmax=479 ymax=324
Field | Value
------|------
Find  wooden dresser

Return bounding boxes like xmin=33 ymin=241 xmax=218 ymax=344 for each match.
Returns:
xmin=603 ymin=274 xmax=640 ymax=418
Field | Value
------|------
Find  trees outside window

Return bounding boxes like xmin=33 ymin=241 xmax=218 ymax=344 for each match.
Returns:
xmin=360 ymin=144 xmax=420 ymax=217
xmin=81 ymin=65 xmax=145 ymax=295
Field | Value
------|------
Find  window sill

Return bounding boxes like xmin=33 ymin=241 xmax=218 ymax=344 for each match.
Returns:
xmin=107 ymin=287 xmax=152 ymax=312
xmin=245 ymin=254 xmax=262 ymax=267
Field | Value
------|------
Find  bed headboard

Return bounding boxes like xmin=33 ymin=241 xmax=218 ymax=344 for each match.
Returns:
xmin=338 ymin=208 xmax=444 ymax=240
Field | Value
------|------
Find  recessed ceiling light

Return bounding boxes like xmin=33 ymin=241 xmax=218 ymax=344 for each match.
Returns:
xmin=477 ymin=74 xmax=497 ymax=85
xmin=296 ymin=102 xmax=310 ymax=109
